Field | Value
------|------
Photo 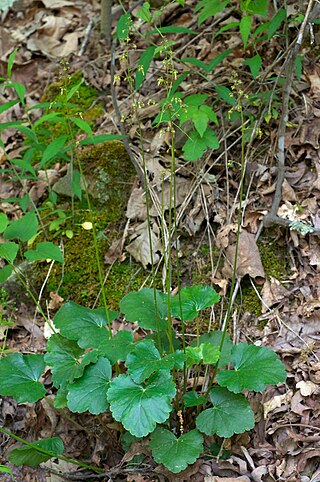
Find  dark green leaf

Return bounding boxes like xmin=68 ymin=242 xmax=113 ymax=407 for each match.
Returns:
xmin=0 ymin=242 xmax=18 ymax=263
xmin=4 ymin=211 xmax=38 ymax=242
xmin=196 ymin=0 xmax=228 ymax=25
xmin=117 ymin=13 xmax=132 ymax=42
xmin=244 ymin=54 xmax=262 ymax=79
xmin=240 ymin=15 xmax=251 ymax=49
xmin=0 ymin=265 xmax=12 ymax=283
xmin=184 ymin=94 xmax=208 ymax=106
xmin=207 ymin=49 xmax=233 ymax=73
xmin=150 ymin=428 xmax=203 ymax=473
xmin=244 ymin=0 xmax=268 ymax=16
xmin=0 ymin=213 xmax=8 ymax=232
xmin=120 ymin=288 xmax=169 ymax=331
xmin=10 ymin=82 xmax=26 ymax=105
xmin=217 ymin=343 xmax=287 ymax=393
xmin=67 ymin=356 xmax=111 ymax=414
xmin=98 ymin=330 xmax=135 ymax=364
xmin=108 ymin=371 xmax=176 ymax=437
xmin=0 ymin=353 xmax=45 ymax=403
xmin=45 ymin=334 xmax=95 ymax=387
xmin=126 ymin=340 xmax=182 ymax=383
xmin=24 ymin=242 xmax=64 ymax=263
xmin=54 ymin=384 xmax=68 ymax=408
xmin=171 ymin=285 xmax=220 ymax=321
xmin=7 ymin=49 xmax=18 ymax=78
xmin=70 ymin=117 xmax=92 ymax=136
xmin=0 ymin=99 xmax=19 ymax=114
xmin=8 ymin=437 xmax=64 ymax=468
xmin=135 ymin=46 xmax=156 ymax=91
xmin=268 ymin=8 xmax=286 ymax=39
xmin=199 ymin=105 xmax=218 ymax=125
xmin=214 ymin=85 xmax=236 ymax=106
xmin=53 ymin=302 xmax=117 ymax=348
xmin=66 ymin=79 xmax=84 ymax=101
xmin=192 ymin=110 xmax=208 ymax=137
xmin=182 ymin=130 xmax=207 ymax=161
xmin=40 ymin=136 xmax=67 ymax=168
xmin=196 ymin=386 xmax=255 ymax=437
xmin=136 ymin=2 xmax=152 ymax=23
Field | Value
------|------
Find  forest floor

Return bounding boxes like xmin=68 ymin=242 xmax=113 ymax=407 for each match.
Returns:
xmin=0 ymin=0 xmax=320 ymax=481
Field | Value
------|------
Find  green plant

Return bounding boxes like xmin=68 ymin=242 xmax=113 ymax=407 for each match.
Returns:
xmin=0 ymin=0 xmax=294 ymax=475
xmin=0 ymin=51 xmax=122 ymax=211
xmin=0 ymin=285 xmax=286 ymax=474
xmin=0 ymin=464 xmax=14 ymax=480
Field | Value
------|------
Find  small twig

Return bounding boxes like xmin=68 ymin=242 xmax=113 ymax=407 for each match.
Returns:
xmin=79 ymin=18 xmax=96 ymax=56
xmin=46 ymin=465 xmax=153 ymax=480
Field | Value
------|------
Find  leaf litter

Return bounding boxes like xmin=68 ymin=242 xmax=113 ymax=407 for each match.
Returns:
xmin=0 ymin=0 xmax=320 ymax=481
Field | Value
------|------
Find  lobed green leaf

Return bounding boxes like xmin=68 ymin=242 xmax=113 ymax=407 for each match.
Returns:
xmin=0 ymin=353 xmax=45 ymax=403
xmin=108 ymin=371 xmax=176 ymax=437
xmin=196 ymin=386 xmax=255 ymax=437
xmin=67 ymin=357 xmax=112 ymax=414
xmin=216 ymin=342 xmax=287 ymax=393
xmin=150 ymin=428 xmax=203 ymax=473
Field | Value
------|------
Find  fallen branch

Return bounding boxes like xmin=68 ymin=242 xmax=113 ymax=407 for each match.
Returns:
xmin=263 ymin=0 xmax=319 ymax=232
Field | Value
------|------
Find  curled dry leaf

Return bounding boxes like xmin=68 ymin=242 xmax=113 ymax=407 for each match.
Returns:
xmin=126 ymin=221 xmax=162 ymax=268
xmin=296 ymin=380 xmax=319 ymax=396
xmin=48 ymin=291 xmax=64 ymax=311
xmin=261 ymin=277 xmax=291 ymax=313
xmin=105 ymin=238 xmax=124 ymax=265
xmin=263 ymin=390 xmax=292 ymax=419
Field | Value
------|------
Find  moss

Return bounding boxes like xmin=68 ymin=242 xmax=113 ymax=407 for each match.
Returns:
xmin=38 ymin=71 xmax=104 ymax=142
xmin=239 ymin=283 xmax=262 ymax=317
xmin=237 ymin=238 xmax=290 ymax=319
xmin=258 ymin=239 xmax=290 ymax=280
xmin=41 ymin=71 xmax=99 ymax=111
xmin=79 ymin=141 xmax=135 ymax=209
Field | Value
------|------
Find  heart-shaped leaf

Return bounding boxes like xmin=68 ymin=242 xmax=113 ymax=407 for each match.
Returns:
xmin=98 ymin=330 xmax=135 ymax=364
xmin=120 ymin=288 xmax=169 ymax=331
xmin=0 ymin=242 xmax=18 ymax=264
xmin=67 ymin=356 xmax=111 ymax=414
xmin=196 ymin=387 xmax=255 ymax=438
xmin=216 ymin=343 xmax=287 ymax=393
xmin=0 ymin=353 xmax=45 ymax=403
xmin=24 ymin=242 xmax=63 ymax=263
xmin=45 ymin=334 xmax=97 ymax=388
xmin=171 ymin=285 xmax=220 ymax=321
xmin=53 ymin=302 xmax=118 ymax=348
xmin=3 ymin=211 xmax=38 ymax=242
xmin=150 ymin=428 xmax=203 ymax=473
xmin=8 ymin=437 xmax=64 ymax=467
xmin=108 ymin=371 xmax=176 ymax=437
